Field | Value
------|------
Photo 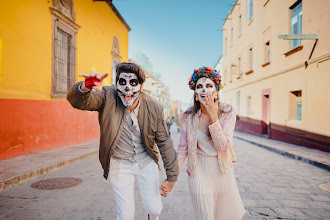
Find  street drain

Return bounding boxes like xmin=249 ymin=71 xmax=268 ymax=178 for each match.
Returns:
xmin=31 ymin=177 xmax=82 ymax=190
xmin=318 ymin=183 xmax=330 ymax=192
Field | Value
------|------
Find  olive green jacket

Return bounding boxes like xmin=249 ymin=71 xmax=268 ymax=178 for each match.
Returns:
xmin=67 ymin=82 xmax=179 ymax=181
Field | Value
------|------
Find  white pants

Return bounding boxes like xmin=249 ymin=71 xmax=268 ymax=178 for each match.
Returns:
xmin=109 ymin=159 xmax=162 ymax=220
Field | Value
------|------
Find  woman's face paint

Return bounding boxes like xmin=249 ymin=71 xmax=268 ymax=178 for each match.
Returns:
xmin=116 ymin=72 xmax=141 ymax=107
xmin=195 ymin=77 xmax=217 ymax=103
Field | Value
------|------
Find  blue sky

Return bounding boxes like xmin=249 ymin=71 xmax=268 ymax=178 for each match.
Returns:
xmin=114 ymin=0 xmax=235 ymax=105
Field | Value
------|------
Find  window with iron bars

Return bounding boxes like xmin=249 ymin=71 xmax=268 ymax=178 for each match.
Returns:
xmin=52 ymin=20 xmax=76 ymax=97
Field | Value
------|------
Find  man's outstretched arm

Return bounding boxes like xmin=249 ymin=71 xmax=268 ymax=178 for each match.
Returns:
xmin=67 ymin=71 xmax=108 ymax=111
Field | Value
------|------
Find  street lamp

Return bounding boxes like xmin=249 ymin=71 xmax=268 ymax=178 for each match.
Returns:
xmin=231 ymin=63 xmax=237 ymax=75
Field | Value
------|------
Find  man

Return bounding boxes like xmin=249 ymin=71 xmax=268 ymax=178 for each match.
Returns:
xmin=67 ymin=62 xmax=178 ymax=220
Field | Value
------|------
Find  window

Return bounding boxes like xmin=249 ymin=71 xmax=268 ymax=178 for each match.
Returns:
xmin=249 ymin=47 xmax=253 ymax=70
xmin=289 ymin=90 xmax=302 ymax=120
xmin=224 ymin=69 xmax=227 ymax=84
xmin=236 ymin=91 xmax=240 ymax=115
xmin=290 ymin=0 xmax=302 ymax=49
xmin=246 ymin=0 xmax=253 ymax=20
xmin=265 ymin=41 xmax=271 ymax=63
xmin=112 ymin=36 xmax=121 ymax=85
xmin=52 ymin=20 xmax=76 ymax=96
xmin=112 ymin=61 xmax=117 ymax=85
xmin=225 ymin=37 xmax=227 ymax=52
xmin=238 ymin=57 xmax=241 ymax=74
xmin=231 ymin=28 xmax=234 ymax=44
xmin=50 ymin=1 xmax=80 ymax=98
xmin=247 ymin=96 xmax=252 ymax=116
xmin=239 ymin=15 xmax=242 ymax=34
xmin=0 ymin=37 xmax=2 ymax=84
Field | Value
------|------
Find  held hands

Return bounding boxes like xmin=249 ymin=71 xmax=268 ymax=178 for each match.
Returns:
xmin=199 ymin=92 xmax=220 ymax=124
xmin=79 ymin=71 xmax=109 ymax=92
xmin=159 ymin=180 xmax=175 ymax=197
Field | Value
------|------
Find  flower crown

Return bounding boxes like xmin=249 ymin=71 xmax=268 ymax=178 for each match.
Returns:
xmin=188 ymin=66 xmax=223 ymax=90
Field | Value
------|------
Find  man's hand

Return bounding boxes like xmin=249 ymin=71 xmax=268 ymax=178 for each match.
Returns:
xmin=159 ymin=180 xmax=175 ymax=197
xmin=79 ymin=71 xmax=109 ymax=92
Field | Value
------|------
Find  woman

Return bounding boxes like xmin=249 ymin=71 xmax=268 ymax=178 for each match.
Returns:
xmin=176 ymin=67 xmax=245 ymax=220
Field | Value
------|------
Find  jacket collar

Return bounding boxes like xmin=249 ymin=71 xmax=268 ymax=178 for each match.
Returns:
xmin=137 ymin=92 xmax=147 ymax=133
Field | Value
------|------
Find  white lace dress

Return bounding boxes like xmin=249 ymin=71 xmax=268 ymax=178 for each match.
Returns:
xmin=177 ymin=104 xmax=246 ymax=220
xmin=187 ymin=129 xmax=245 ymax=220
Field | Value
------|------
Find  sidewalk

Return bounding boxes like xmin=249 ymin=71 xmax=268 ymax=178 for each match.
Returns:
xmin=234 ymin=131 xmax=330 ymax=172
xmin=1 ymin=129 xmax=329 ymax=192
xmin=0 ymin=140 xmax=99 ymax=192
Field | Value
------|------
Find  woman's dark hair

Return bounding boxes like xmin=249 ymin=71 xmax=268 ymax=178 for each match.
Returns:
xmin=183 ymin=89 xmax=220 ymax=122
xmin=116 ymin=62 xmax=146 ymax=84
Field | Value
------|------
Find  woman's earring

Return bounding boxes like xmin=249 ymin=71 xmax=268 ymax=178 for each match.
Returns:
xmin=195 ymin=94 xmax=199 ymax=101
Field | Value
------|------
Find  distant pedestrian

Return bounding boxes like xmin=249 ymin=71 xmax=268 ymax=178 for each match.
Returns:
xmin=67 ymin=62 xmax=179 ymax=220
xmin=176 ymin=67 xmax=245 ymax=220
xmin=166 ymin=116 xmax=173 ymax=135
xmin=174 ymin=116 xmax=181 ymax=133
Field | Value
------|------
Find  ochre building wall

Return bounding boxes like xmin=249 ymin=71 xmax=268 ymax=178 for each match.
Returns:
xmin=0 ymin=0 xmax=129 ymax=159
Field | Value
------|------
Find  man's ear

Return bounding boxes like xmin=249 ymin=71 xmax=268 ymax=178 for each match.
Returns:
xmin=140 ymin=83 xmax=144 ymax=92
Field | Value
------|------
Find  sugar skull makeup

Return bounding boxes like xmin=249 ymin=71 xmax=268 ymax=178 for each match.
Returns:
xmin=116 ymin=72 xmax=141 ymax=107
xmin=195 ymin=77 xmax=217 ymax=103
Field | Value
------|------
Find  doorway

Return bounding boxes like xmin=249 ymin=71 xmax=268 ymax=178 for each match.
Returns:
xmin=262 ymin=89 xmax=271 ymax=138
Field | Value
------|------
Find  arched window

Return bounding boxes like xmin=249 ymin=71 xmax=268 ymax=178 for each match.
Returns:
xmin=111 ymin=36 xmax=121 ymax=85
xmin=50 ymin=0 xmax=80 ymax=98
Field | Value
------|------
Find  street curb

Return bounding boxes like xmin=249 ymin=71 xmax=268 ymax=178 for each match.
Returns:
xmin=234 ymin=136 xmax=330 ymax=172
xmin=0 ymin=150 xmax=98 ymax=192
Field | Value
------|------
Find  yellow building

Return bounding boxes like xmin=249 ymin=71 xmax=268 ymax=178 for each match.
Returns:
xmin=222 ymin=0 xmax=330 ymax=151
xmin=0 ymin=0 xmax=130 ymax=159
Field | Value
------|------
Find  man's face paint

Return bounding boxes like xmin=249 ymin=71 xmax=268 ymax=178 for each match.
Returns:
xmin=116 ymin=72 xmax=141 ymax=107
xmin=195 ymin=77 xmax=217 ymax=103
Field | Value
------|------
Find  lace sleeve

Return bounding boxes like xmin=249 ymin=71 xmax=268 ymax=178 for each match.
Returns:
xmin=177 ymin=115 xmax=189 ymax=175
xmin=208 ymin=108 xmax=236 ymax=152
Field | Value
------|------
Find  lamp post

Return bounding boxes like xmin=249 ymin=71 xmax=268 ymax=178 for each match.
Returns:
xmin=231 ymin=63 xmax=237 ymax=75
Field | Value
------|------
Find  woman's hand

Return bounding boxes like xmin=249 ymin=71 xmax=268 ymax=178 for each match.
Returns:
xmin=200 ymin=92 xmax=220 ymax=124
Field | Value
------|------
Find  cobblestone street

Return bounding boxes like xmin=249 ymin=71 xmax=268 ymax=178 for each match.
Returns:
xmin=0 ymin=128 xmax=329 ymax=220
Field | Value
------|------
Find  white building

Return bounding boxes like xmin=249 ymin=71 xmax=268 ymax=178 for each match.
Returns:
xmin=129 ymin=59 xmax=171 ymax=118
xmin=213 ymin=55 xmax=224 ymax=102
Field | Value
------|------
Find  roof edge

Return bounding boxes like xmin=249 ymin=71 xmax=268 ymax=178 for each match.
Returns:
xmin=213 ymin=54 xmax=223 ymax=69
xmin=223 ymin=0 xmax=239 ymax=27
xmin=95 ymin=0 xmax=131 ymax=31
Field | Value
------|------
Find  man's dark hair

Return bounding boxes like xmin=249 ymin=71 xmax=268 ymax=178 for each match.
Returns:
xmin=116 ymin=62 xmax=146 ymax=84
